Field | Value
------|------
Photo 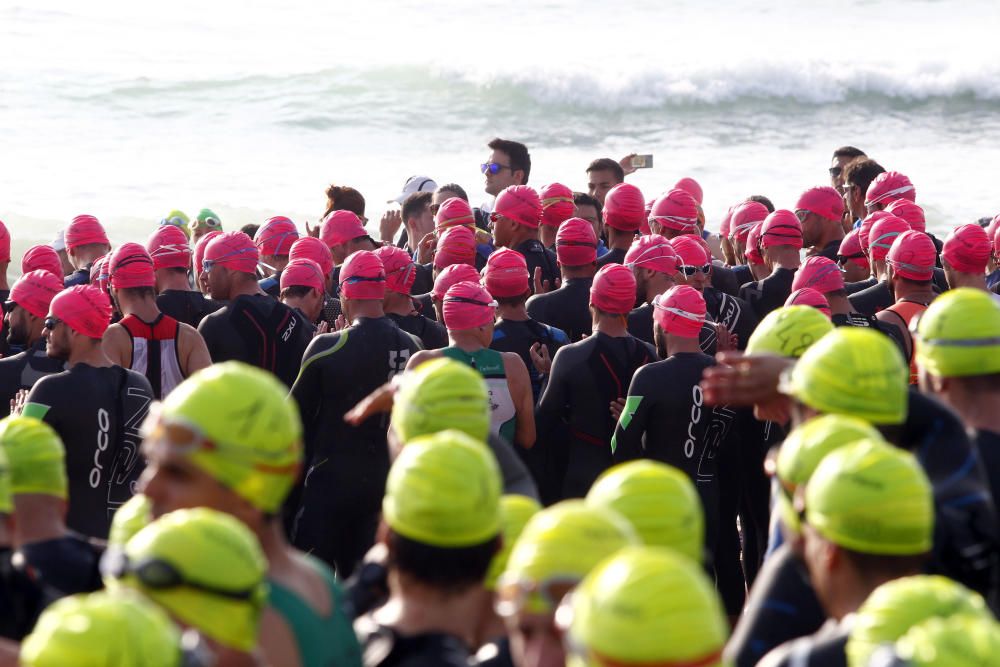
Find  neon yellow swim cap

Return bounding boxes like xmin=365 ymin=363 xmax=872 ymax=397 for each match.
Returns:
xmin=485 ymin=495 xmax=542 ymax=591
xmin=383 ymin=429 xmax=502 ymax=548
xmin=586 ymin=460 xmax=704 ymax=563
xmin=109 ymin=507 xmax=269 ymax=652
xmin=498 ymin=500 xmax=638 ymax=615
xmin=391 ymin=357 xmax=491 ymax=443
xmin=21 ymin=590 xmax=183 ymax=667
xmin=890 ymin=614 xmax=1000 ymax=667
xmin=0 ymin=436 xmax=11 ymax=515
xmin=780 ymin=327 xmax=908 ymax=424
xmin=560 ymin=546 xmax=728 ymax=667
xmin=805 ymin=439 xmax=932 ymax=555
xmin=847 ymin=575 xmax=989 ymax=667
xmin=916 ymin=287 xmax=1000 ymax=378
xmin=775 ymin=415 xmax=884 ymax=533
xmin=108 ymin=493 xmax=152 ymax=549
xmin=151 ymin=361 xmax=302 ymax=514
xmin=746 ymin=305 xmax=834 ymax=358
xmin=0 ymin=415 xmax=67 ymax=500
xmin=162 ymin=210 xmax=192 ymax=241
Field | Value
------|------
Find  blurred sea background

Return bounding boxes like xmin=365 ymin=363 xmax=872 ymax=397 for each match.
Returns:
xmin=2 ymin=0 xmax=999 ymax=264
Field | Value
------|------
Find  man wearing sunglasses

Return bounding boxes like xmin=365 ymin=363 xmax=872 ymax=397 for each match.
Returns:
xmin=828 ymin=146 xmax=865 ymax=192
xmin=482 ymin=138 xmax=530 ymax=201
xmin=0 ymin=271 xmax=66 ymax=418
xmin=20 ymin=285 xmax=154 ymax=540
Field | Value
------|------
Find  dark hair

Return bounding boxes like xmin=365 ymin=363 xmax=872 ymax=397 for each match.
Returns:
xmin=119 ymin=286 xmax=156 ymax=299
xmin=844 ymin=158 xmax=885 ymax=194
xmin=325 ymin=185 xmax=367 ymax=217
xmin=832 ymin=146 xmax=866 ymax=160
xmin=435 ymin=183 xmax=469 ymax=203
xmin=402 ymin=192 xmax=433 ymax=223
xmin=586 ymin=158 xmax=625 ymax=183
xmin=280 ymin=285 xmax=317 ymax=299
xmin=748 ymin=195 xmax=775 ymax=213
xmin=387 ymin=529 xmax=499 ymax=594
xmin=573 ymin=192 xmax=603 ymax=222
xmin=488 ymin=138 xmax=531 ymax=184
xmin=240 ymin=224 xmax=260 ymax=239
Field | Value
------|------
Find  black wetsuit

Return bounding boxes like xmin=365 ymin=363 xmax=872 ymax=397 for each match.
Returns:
xmin=830 ymin=312 xmax=881 ymax=329
xmin=711 ymin=263 xmax=741 ymax=297
xmin=849 ymin=271 xmax=948 ymax=316
xmin=0 ymin=340 xmax=65 ymax=419
xmin=411 ymin=294 xmax=436 ymax=322
xmin=198 ymin=294 xmax=313 ymax=388
xmin=291 ymin=317 xmax=421 ymax=577
xmin=626 ymin=303 xmax=719 ymax=356
xmin=844 ymin=276 xmax=876 ymax=296
xmin=975 ymin=429 xmax=1000 ymax=518
xmin=155 ymin=289 xmax=223 ymax=328
xmin=757 ymin=620 xmax=849 ymax=667
xmin=731 ymin=264 xmax=753 ymax=287
xmin=739 ymin=267 xmax=797 ymax=321
xmin=810 ymin=239 xmax=842 ymax=262
xmin=387 ymin=312 xmax=446 ymax=350
xmin=411 ymin=263 xmax=434 ymax=297
xmin=63 ymin=267 xmax=91 ymax=288
xmin=355 ymin=616 xmax=471 ymax=667
xmin=535 ymin=333 xmax=655 ymax=502
xmin=526 ymin=278 xmax=593 ymax=343
xmin=596 ymin=247 xmax=627 ymax=267
xmin=476 ymin=638 xmax=515 ymax=667
xmin=22 ymin=364 xmax=153 ymax=539
xmin=258 ymin=273 xmax=281 ymax=298
xmin=513 ymin=239 xmax=559 ymax=294
xmin=611 ymin=352 xmax=737 ymax=554
xmin=15 ymin=535 xmax=103 ymax=599
xmin=704 ymin=287 xmax=759 ymax=350
xmin=491 ymin=318 xmax=569 ymax=402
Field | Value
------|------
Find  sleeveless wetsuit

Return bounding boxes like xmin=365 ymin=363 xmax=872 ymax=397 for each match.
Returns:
xmin=441 ymin=347 xmax=516 ymax=444
xmin=882 ymin=298 xmax=930 ymax=384
xmin=119 ymin=313 xmax=185 ymax=399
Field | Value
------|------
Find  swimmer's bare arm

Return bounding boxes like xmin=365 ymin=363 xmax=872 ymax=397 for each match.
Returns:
xmin=403 ymin=348 xmax=442 ymax=371
xmin=178 ymin=323 xmax=212 ymax=377
xmin=503 ymin=352 xmax=536 ymax=449
xmin=100 ymin=324 xmax=132 ymax=368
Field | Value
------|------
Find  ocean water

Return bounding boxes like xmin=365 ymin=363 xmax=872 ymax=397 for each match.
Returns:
xmin=2 ymin=0 xmax=999 ymax=261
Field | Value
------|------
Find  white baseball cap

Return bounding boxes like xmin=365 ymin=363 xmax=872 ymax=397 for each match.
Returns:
xmin=391 ymin=175 xmax=438 ymax=204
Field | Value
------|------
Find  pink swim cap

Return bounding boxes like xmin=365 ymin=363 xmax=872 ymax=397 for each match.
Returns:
xmin=671 ymin=234 xmax=711 ymax=268
xmin=432 ymin=263 xmax=481 ymax=300
xmin=146 ymin=224 xmax=192 ymax=271
xmin=203 ymin=231 xmax=259 ymax=274
xmin=442 ymin=281 xmax=497 ymax=331
xmin=289 ymin=236 xmax=334 ymax=277
xmin=865 ymin=171 xmax=916 ymax=207
xmin=50 ymin=285 xmax=113 ymax=339
xmin=556 ymin=217 xmax=598 ymax=266
xmin=495 ymin=185 xmax=542 ymax=229
xmin=792 ymin=256 xmax=844 ymax=294
xmin=604 ymin=183 xmax=646 ymax=232
xmin=868 ymin=215 xmax=911 ymax=262
xmin=653 ymin=285 xmax=706 ymax=338
xmin=0 ymin=221 xmax=9 ymax=263
xmin=340 ymin=250 xmax=386 ymax=300
xmin=540 ymin=183 xmax=575 ymax=228
xmin=435 ymin=197 xmax=475 ymax=231
xmin=649 ymin=189 xmax=700 ymax=233
xmin=625 ymin=234 xmax=678 ymax=276
xmin=109 ymin=243 xmax=156 ymax=290
xmin=887 ymin=230 xmax=936 ymax=281
xmin=590 ymin=263 xmax=637 ymax=315
xmin=374 ymin=245 xmax=416 ymax=295
xmin=320 ymin=210 xmax=368 ymax=248
xmin=796 ymin=186 xmax=844 ymax=222
xmin=21 ymin=244 xmax=63 ymax=278
xmin=729 ymin=201 xmax=770 ymax=241
xmin=986 ymin=214 xmax=1000 ymax=245
xmin=858 ymin=210 xmax=894 ymax=255
xmin=884 ymin=200 xmax=926 ymax=233
xmin=838 ymin=229 xmax=869 ymax=271
xmin=483 ymin=248 xmax=530 ymax=298
xmin=434 ymin=225 xmax=477 ymax=270
xmin=745 ymin=224 xmax=765 ymax=264
xmin=9 ymin=270 xmax=63 ymax=319
xmin=673 ymin=178 xmax=704 ymax=206
xmin=65 ymin=214 xmax=110 ymax=250
xmin=254 ymin=216 xmax=299 ymax=256
xmin=193 ymin=230 xmax=223 ymax=277
xmin=942 ymin=223 xmax=991 ymax=274
xmin=760 ymin=210 xmax=803 ymax=249
xmin=785 ymin=288 xmax=831 ymax=318
xmin=719 ymin=206 xmax=735 ymax=238
xmin=89 ymin=254 xmax=111 ymax=292
xmin=280 ymin=258 xmax=325 ymax=293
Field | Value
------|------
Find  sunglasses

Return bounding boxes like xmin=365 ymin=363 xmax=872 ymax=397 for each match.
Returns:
xmin=495 ymin=575 xmax=578 ymax=617
xmin=481 ymin=162 xmax=513 ymax=175
xmin=43 ymin=316 xmax=62 ymax=330
xmin=102 ymin=549 xmax=263 ymax=602
xmin=828 ymin=166 xmax=843 ymax=177
xmin=680 ymin=263 xmax=711 ymax=276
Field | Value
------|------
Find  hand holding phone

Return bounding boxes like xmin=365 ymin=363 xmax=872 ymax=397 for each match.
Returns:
xmin=630 ymin=154 xmax=654 ymax=169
